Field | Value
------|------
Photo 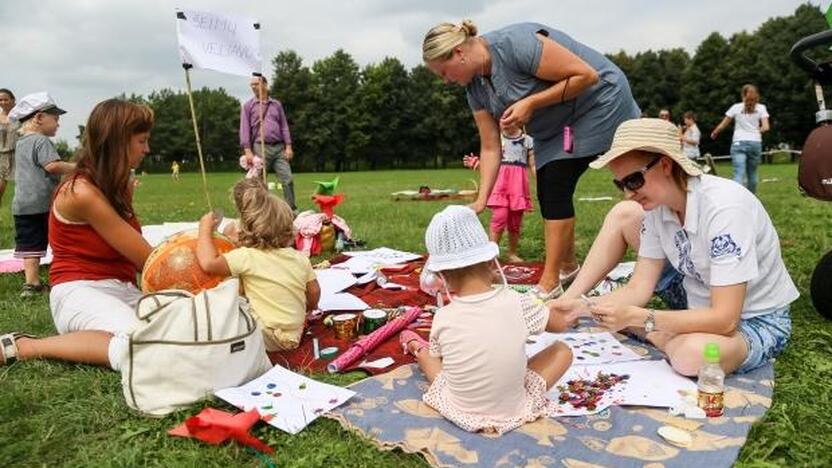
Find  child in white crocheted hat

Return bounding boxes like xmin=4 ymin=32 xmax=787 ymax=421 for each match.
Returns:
xmin=400 ymin=205 xmax=573 ymax=435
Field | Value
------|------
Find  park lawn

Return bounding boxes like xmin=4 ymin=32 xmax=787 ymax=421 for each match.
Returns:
xmin=1 ymin=163 xmax=831 ymax=467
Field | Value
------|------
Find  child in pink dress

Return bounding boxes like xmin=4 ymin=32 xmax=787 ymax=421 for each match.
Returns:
xmin=465 ymin=124 xmax=534 ymax=262
xmin=400 ymin=205 xmax=573 ymax=435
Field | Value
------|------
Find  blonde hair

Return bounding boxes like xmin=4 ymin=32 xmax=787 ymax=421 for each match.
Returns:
xmin=422 ymin=19 xmax=478 ymax=62
xmin=741 ymin=84 xmax=759 ymax=114
xmin=233 ymin=179 xmax=294 ymax=249
xmin=20 ymin=111 xmax=58 ymax=134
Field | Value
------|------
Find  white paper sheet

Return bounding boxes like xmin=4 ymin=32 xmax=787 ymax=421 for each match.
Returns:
xmin=176 ymin=9 xmax=262 ymax=78
xmin=342 ymin=247 xmax=421 ymax=263
xmin=315 ymin=268 xmax=358 ymax=296
xmin=318 ymin=292 xmax=369 ymax=311
xmin=215 ymin=365 xmax=356 ymax=434
xmin=596 ymin=360 xmax=697 ymax=408
xmin=527 ymin=332 xmax=643 ymax=365
xmin=358 ymin=357 xmax=395 ymax=369
xmin=332 ymin=256 xmax=386 ymax=274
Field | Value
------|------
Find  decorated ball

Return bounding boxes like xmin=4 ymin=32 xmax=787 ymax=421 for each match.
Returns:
xmin=141 ymin=229 xmax=235 ymax=294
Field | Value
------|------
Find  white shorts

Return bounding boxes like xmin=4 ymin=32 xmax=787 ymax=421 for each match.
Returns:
xmin=50 ymin=279 xmax=143 ymax=370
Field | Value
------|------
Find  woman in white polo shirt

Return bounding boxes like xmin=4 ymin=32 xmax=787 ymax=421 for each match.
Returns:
xmin=555 ymin=118 xmax=797 ymax=376
xmin=711 ymin=84 xmax=770 ymax=194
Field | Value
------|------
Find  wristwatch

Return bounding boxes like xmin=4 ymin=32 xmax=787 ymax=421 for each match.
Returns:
xmin=644 ymin=309 xmax=657 ymax=333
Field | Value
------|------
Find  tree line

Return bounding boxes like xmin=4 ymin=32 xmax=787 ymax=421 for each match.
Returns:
xmin=123 ymin=3 xmax=825 ymax=172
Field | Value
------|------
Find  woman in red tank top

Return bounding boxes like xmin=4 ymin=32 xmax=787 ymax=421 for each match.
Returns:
xmin=1 ymin=99 xmax=154 ymax=368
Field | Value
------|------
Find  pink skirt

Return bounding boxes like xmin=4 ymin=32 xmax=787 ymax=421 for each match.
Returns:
xmin=423 ymin=369 xmax=556 ymax=435
xmin=487 ymin=164 xmax=532 ymax=211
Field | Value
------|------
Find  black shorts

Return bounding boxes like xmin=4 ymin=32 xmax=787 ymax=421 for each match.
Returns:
xmin=14 ymin=212 xmax=49 ymax=258
xmin=536 ymin=157 xmax=593 ymax=220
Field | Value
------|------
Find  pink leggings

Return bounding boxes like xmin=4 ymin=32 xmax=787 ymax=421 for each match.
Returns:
xmin=490 ymin=207 xmax=524 ymax=235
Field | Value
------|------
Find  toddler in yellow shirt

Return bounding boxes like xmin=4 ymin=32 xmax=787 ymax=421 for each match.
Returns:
xmin=197 ymin=178 xmax=320 ymax=351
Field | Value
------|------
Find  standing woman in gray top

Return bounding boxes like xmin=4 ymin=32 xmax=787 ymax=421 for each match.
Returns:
xmin=423 ymin=20 xmax=640 ymax=299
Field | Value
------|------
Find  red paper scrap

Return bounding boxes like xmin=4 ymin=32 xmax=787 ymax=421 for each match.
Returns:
xmin=168 ymin=407 xmax=274 ymax=454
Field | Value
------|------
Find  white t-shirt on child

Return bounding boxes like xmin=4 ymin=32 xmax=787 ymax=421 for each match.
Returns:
xmin=726 ymin=103 xmax=769 ymax=142
xmin=500 ymin=134 xmax=533 ymax=165
xmin=428 ymin=288 xmax=547 ymax=419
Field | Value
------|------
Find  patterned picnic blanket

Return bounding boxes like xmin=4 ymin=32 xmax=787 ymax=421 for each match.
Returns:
xmin=327 ymin=328 xmax=774 ymax=467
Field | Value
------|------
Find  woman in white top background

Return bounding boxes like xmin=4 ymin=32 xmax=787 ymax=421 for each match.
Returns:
xmin=710 ymin=84 xmax=770 ymax=194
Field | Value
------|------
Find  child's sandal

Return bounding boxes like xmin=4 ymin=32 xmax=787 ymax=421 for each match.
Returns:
xmin=400 ymin=330 xmax=428 ymax=357
xmin=0 ymin=333 xmax=36 ymax=365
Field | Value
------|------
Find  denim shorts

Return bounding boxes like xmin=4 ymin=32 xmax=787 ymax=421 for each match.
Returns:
xmin=654 ymin=263 xmax=792 ymax=374
xmin=655 ymin=261 xmax=688 ymax=310
xmin=735 ymin=308 xmax=791 ymax=373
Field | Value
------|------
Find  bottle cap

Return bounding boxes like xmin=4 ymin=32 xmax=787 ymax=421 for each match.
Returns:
xmin=703 ymin=343 xmax=720 ymax=363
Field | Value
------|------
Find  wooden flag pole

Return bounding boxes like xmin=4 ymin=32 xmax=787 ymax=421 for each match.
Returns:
xmin=183 ymin=65 xmax=213 ymax=211
xmin=258 ymin=92 xmax=267 ymax=182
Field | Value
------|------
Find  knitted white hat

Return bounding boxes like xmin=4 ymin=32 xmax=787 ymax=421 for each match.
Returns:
xmin=424 ymin=205 xmax=498 ymax=272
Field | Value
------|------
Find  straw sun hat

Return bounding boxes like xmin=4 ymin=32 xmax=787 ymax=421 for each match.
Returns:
xmin=424 ymin=205 xmax=498 ymax=272
xmin=589 ymin=118 xmax=703 ymax=176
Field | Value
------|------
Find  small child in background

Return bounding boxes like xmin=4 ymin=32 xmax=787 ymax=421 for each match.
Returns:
xmin=196 ymin=178 xmax=320 ymax=351
xmin=464 ymin=124 xmax=534 ymax=262
xmin=171 ymin=160 xmax=180 ymax=180
xmin=399 ymin=205 xmax=573 ymax=435
xmin=8 ymin=92 xmax=76 ymax=296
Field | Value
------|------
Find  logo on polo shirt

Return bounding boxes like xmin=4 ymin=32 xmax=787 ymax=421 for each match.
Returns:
xmin=710 ymin=234 xmax=742 ymax=258
xmin=674 ymin=230 xmax=703 ymax=283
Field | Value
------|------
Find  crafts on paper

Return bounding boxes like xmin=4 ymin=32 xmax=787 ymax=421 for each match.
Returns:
xmin=526 ymin=332 xmax=643 ymax=365
xmin=547 ymin=360 xmax=698 ymax=417
xmin=215 ymin=365 xmax=356 ymax=435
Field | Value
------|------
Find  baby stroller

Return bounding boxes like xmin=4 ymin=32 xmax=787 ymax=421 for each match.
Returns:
xmin=791 ymin=29 xmax=832 ymax=319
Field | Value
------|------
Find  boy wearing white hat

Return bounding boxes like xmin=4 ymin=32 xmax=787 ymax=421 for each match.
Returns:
xmin=553 ymin=118 xmax=797 ymax=376
xmin=9 ymin=92 xmax=76 ymax=296
xmin=399 ymin=205 xmax=573 ymax=434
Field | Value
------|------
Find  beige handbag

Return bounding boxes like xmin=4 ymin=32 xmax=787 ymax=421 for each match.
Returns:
xmin=121 ymin=278 xmax=272 ymax=416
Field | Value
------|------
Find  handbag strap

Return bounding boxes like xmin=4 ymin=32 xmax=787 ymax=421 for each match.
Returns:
xmin=135 ymin=290 xmax=192 ymax=321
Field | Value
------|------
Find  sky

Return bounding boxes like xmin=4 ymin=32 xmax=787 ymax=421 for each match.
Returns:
xmin=0 ymin=0 xmax=816 ymax=143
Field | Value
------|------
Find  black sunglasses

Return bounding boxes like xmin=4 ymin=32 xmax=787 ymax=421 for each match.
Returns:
xmin=612 ymin=157 xmax=662 ymax=192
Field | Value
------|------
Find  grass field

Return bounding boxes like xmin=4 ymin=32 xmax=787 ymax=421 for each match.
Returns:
xmin=1 ymin=163 xmax=831 ymax=467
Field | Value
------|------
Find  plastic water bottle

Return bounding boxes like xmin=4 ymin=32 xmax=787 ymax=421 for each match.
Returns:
xmin=697 ymin=343 xmax=725 ymax=417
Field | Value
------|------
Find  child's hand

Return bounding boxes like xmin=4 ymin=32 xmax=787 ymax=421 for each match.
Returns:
xmin=547 ymin=297 xmax=586 ymax=327
xmin=199 ymin=211 xmax=220 ymax=231
xmin=462 ymin=153 xmax=480 ymax=170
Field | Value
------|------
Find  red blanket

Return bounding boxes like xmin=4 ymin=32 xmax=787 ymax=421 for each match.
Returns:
xmin=267 ymin=258 xmax=544 ymax=375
